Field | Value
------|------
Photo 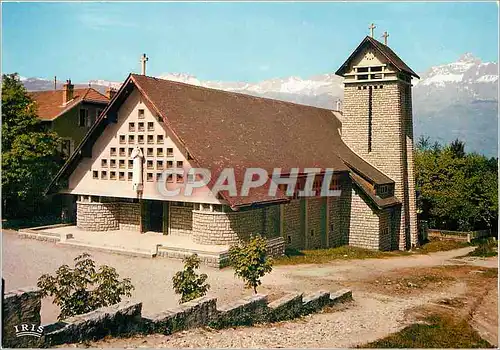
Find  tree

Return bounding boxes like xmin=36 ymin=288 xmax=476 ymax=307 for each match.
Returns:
xmin=172 ymin=254 xmax=210 ymax=303
xmin=228 ymin=235 xmax=273 ymax=293
xmin=2 ymin=73 xmax=64 ymax=218
xmin=450 ymin=138 xmax=466 ymax=158
xmin=37 ymin=253 xmax=134 ymax=320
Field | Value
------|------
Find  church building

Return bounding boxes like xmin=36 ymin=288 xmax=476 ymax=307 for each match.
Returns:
xmin=47 ymin=32 xmax=419 ymax=259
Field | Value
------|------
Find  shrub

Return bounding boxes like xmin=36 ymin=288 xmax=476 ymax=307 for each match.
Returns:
xmin=37 ymin=253 xmax=134 ymax=320
xmin=229 ymin=235 xmax=273 ymax=293
xmin=172 ymin=254 xmax=210 ymax=303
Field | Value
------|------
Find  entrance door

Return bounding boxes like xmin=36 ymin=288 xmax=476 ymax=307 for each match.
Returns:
xmin=148 ymin=200 xmax=163 ymax=233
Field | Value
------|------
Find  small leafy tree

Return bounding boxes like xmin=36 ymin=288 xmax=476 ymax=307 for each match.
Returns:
xmin=37 ymin=253 xmax=134 ymax=320
xmin=172 ymin=254 xmax=210 ymax=303
xmin=229 ymin=235 xmax=273 ymax=293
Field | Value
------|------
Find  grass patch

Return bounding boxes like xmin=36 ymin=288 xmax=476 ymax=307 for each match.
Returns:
xmin=466 ymin=238 xmax=498 ymax=258
xmin=274 ymin=246 xmax=409 ymax=265
xmin=415 ymin=239 xmax=471 ymax=254
xmin=361 ymin=313 xmax=494 ymax=348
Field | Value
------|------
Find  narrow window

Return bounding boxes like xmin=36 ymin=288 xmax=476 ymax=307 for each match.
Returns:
xmin=157 ymin=135 xmax=164 ymax=144
xmin=119 ymin=135 xmax=126 ymax=144
xmin=110 ymin=159 xmax=116 ymax=168
xmin=147 ymin=148 xmax=154 ymax=157
xmin=128 ymin=172 xmax=133 ymax=181
xmin=177 ymin=160 xmax=183 ymax=168
xmin=128 ymin=148 xmax=134 ymax=156
xmin=119 ymin=159 xmax=125 ymax=168
xmin=110 ymin=171 xmax=116 ymax=180
xmin=79 ymin=109 xmax=88 ymax=127
xmin=138 ymin=135 xmax=144 ymax=144
xmin=128 ymin=135 xmax=135 ymax=144
xmin=119 ymin=172 xmax=125 ymax=181
xmin=157 ymin=148 xmax=164 ymax=157
xmin=138 ymin=122 xmax=145 ymax=132
xmin=129 ymin=122 xmax=135 ymax=132
xmin=167 ymin=160 xmax=173 ymax=168
xmin=147 ymin=172 xmax=153 ymax=182
xmin=147 ymin=160 xmax=153 ymax=169
xmin=101 ymin=159 xmax=108 ymax=167
xmin=101 ymin=171 xmax=107 ymax=180
xmin=147 ymin=122 xmax=154 ymax=131
xmin=138 ymin=109 xmax=145 ymax=119
xmin=119 ymin=148 xmax=125 ymax=157
xmin=368 ymin=85 xmax=373 ymax=153
xmin=166 ymin=147 xmax=174 ymax=156
xmin=93 ymin=170 xmax=98 ymax=179
xmin=110 ymin=147 xmax=116 ymax=156
xmin=147 ymin=135 xmax=154 ymax=144
xmin=156 ymin=173 xmax=162 ymax=181
xmin=167 ymin=174 xmax=174 ymax=183
xmin=157 ymin=160 xmax=164 ymax=169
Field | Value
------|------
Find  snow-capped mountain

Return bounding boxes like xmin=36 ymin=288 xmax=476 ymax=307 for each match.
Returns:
xmin=20 ymin=53 xmax=498 ymax=156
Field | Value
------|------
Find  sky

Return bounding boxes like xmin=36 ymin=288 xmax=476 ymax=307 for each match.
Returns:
xmin=2 ymin=2 xmax=499 ymax=83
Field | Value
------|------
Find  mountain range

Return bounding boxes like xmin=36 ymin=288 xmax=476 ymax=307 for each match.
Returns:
xmin=20 ymin=53 xmax=498 ymax=157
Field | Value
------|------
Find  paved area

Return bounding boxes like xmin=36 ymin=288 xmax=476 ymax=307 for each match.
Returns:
xmin=43 ymin=225 xmax=229 ymax=253
xmin=3 ymin=228 xmax=497 ymax=347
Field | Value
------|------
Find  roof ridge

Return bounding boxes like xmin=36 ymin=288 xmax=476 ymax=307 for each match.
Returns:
xmin=130 ymin=73 xmax=339 ymax=112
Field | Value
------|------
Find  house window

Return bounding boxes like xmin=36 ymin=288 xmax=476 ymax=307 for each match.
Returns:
xmin=138 ymin=122 xmax=145 ymax=132
xmin=157 ymin=160 xmax=164 ymax=169
xmin=177 ymin=161 xmax=183 ymax=168
xmin=147 ymin=148 xmax=154 ymax=157
xmin=138 ymin=109 xmax=145 ymax=119
xmin=147 ymin=122 xmax=154 ymax=131
xmin=156 ymin=173 xmax=163 ymax=181
xmin=93 ymin=171 xmax=98 ymax=179
xmin=110 ymin=171 xmax=116 ymax=180
xmin=119 ymin=159 xmax=125 ymax=168
xmin=129 ymin=122 xmax=135 ymax=132
xmin=128 ymin=148 xmax=134 ymax=156
xmin=157 ymin=135 xmax=164 ymax=144
xmin=101 ymin=171 xmax=107 ymax=180
xmin=119 ymin=148 xmax=126 ymax=157
xmin=287 ymin=235 xmax=292 ymax=244
xmin=101 ymin=159 xmax=108 ymax=167
xmin=157 ymin=148 xmax=164 ymax=157
xmin=147 ymin=172 xmax=153 ymax=182
xmin=79 ymin=109 xmax=89 ymax=127
xmin=167 ymin=174 xmax=174 ymax=183
xmin=119 ymin=172 xmax=125 ymax=181
xmin=138 ymin=135 xmax=144 ymax=144
xmin=128 ymin=135 xmax=135 ymax=144
xmin=166 ymin=148 xmax=173 ymax=157
xmin=110 ymin=147 xmax=116 ymax=156
xmin=147 ymin=135 xmax=154 ymax=144
xmin=110 ymin=159 xmax=116 ymax=168
xmin=330 ymin=224 xmax=334 ymax=232
xmin=128 ymin=172 xmax=133 ymax=181
xmin=310 ymin=229 xmax=314 ymax=236
xmin=128 ymin=160 xmax=133 ymax=168
xmin=147 ymin=160 xmax=153 ymax=169
xmin=167 ymin=160 xmax=173 ymax=168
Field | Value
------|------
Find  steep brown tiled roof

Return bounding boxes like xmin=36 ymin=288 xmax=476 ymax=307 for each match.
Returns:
xmin=336 ymin=36 xmax=420 ymax=79
xmin=48 ymin=73 xmax=396 ymax=209
xmin=29 ymin=88 xmax=109 ymax=121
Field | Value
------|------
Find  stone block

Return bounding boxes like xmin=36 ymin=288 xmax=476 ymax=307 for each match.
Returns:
xmin=329 ymin=289 xmax=353 ymax=305
xmin=301 ymin=290 xmax=330 ymax=315
xmin=267 ymin=292 xmax=303 ymax=322
xmin=210 ymin=294 xmax=268 ymax=329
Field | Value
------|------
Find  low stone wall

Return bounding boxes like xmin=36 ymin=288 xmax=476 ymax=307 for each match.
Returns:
xmin=77 ymin=201 xmax=119 ymax=231
xmin=2 ymin=287 xmax=43 ymax=348
xmin=428 ymin=228 xmax=492 ymax=243
xmin=43 ymin=301 xmax=142 ymax=346
xmin=267 ymin=237 xmax=286 ymax=258
xmin=3 ymin=286 xmax=353 ymax=347
xmin=169 ymin=205 xmax=194 ymax=236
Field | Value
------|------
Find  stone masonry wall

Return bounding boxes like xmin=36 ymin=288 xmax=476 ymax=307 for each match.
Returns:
xmin=77 ymin=201 xmax=119 ymax=231
xmin=329 ymin=174 xmax=352 ymax=247
xmin=348 ymin=187 xmax=380 ymax=249
xmin=307 ymin=197 xmax=325 ymax=249
xmin=282 ymin=200 xmax=303 ymax=249
xmin=169 ymin=205 xmax=193 ymax=236
xmin=192 ymin=208 xmax=264 ymax=245
xmin=263 ymin=206 xmax=280 ymax=238
xmin=119 ymin=202 xmax=141 ymax=231
xmin=342 ymin=81 xmax=417 ymax=250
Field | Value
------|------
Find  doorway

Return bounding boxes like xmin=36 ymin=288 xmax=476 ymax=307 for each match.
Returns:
xmin=143 ymin=200 xmax=164 ymax=233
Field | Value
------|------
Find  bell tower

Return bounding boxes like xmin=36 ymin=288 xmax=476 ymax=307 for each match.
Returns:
xmin=336 ymin=29 xmax=419 ymax=250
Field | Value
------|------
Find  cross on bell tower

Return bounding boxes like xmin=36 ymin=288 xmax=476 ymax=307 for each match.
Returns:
xmin=140 ymin=53 xmax=149 ymax=75
xmin=382 ymin=31 xmax=389 ymax=45
xmin=369 ymin=23 xmax=376 ymax=38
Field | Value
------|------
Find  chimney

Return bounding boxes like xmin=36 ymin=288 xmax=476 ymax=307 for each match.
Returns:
xmin=62 ymin=79 xmax=74 ymax=104
xmin=54 ymin=76 xmax=57 ymax=90
xmin=140 ymin=53 xmax=148 ymax=75
xmin=105 ymin=87 xmax=117 ymax=100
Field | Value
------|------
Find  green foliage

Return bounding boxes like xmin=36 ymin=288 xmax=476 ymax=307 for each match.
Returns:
xmin=37 ymin=253 xmax=134 ymax=320
xmin=228 ymin=235 xmax=273 ymax=293
xmin=2 ymin=73 xmax=64 ymax=218
xmin=172 ymin=254 xmax=210 ymax=304
xmin=415 ymin=137 xmax=498 ymax=231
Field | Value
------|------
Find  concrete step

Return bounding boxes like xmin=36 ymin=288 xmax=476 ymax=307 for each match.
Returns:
xmin=57 ymin=240 xmax=155 ymax=258
xmin=18 ymin=231 xmax=60 ymax=243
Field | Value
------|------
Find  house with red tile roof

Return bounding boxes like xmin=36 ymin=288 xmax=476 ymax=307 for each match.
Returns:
xmin=47 ymin=35 xmax=419 ymax=264
xmin=29 ymin=80 xmax=111 ymax=157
